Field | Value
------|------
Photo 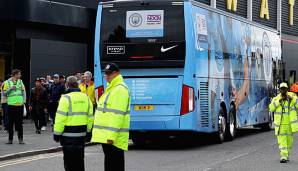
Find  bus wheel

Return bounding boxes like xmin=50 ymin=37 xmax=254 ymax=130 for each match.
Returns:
xmin=226 ymin=105 xmax=236 ymax=141
xmin=216 ymin=107 xmax=226 ymax=144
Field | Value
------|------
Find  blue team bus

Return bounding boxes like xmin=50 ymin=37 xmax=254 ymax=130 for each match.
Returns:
xmin=94 ymin=0 xmax=281 ymax=143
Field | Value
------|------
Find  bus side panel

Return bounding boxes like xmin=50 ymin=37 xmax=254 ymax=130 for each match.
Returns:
xmin=190 ymin=4 xmax=219 ymax=133
xmin=94 ymin=5 xmax=103 ymax=89
xmin=190 ymin=2 xmax=281 ymax=130
xmin=179 ymin=1 xmax=199 ymax=131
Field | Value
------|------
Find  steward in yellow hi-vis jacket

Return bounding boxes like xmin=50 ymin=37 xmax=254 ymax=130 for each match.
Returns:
xmin=91 ymin=63 xmax=130 ymax=171
xmin=269 ymin=82 xmax=298 ymax=163
xmin=54 ymin=76 xmax=94 ymax=171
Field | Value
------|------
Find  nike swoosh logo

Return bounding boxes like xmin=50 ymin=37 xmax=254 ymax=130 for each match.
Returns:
xmin=161 ymin=45 xmax=178 ymax=53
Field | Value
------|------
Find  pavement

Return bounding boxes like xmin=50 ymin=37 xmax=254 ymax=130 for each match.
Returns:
xmin=1 ymin=128 xmax=298 ymax=170
xmin=0 ymin=120 xmax=60 ymax=160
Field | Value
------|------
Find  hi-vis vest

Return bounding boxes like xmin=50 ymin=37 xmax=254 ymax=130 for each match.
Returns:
xmin=91 ymin=75 xmax=130 ymax=151
xmin=54 ymin=90 xmax=94 ymax=138
xmin=269 ymin=92 xmax=298 ymax=135
xmin=6 ymin=80 xmax=25 ymax=106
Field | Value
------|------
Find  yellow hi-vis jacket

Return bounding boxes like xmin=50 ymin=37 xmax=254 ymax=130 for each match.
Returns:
xmin=54 ymin=89 xmax=94 ymax=140
xmin=79 ymin=81 xmax=96 ymax=105
xmin=269 ymin=92 xmax=298 ymax=135
xmin=91 ymin=75 xmax=130 ymax=151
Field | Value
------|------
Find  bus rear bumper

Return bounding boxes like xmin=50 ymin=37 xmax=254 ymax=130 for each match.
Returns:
xmin=130 ymin=116 xmax=181 ymax=130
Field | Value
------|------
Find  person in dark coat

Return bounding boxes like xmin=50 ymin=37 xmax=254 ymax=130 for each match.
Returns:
xmin=29 ymin=78 xmax=48 ymax=134
xmin=48 ymin=74 xmax=65 ymax=125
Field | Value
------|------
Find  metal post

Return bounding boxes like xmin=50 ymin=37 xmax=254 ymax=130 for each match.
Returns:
xmin=211 ymin=0 xmax=216 ymax=8
xmin=277 ymin=0 xmax=282 ymax=33
xmin=247 ymin=0 xmax=252 ymax=21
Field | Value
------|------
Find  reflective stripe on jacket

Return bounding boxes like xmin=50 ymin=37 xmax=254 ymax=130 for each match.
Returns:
xmin=54 ymin=89 xmax=94 ymax=140
xmin=91 ymin=75 xmax=130 ymax=151
xmin=269 ymin=92 xmax=298 ymax=135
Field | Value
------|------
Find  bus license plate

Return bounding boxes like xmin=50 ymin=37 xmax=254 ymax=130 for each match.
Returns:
xmin=134 ymin=105 xmax=154 ymax=111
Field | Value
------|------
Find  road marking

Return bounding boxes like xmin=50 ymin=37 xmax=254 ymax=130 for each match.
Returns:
xmin=0 ymin=153 xmax=62 ymax=168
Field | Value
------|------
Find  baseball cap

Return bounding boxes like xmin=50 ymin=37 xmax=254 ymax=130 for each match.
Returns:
xmin=35 ymin=78 xmax=41 ymax=82
xmin=103 ymin=63 xmax=120 ymax=74
xmin=53 ymin=74 xmax=59 ymax=78
xmin=280 ymin=82 xmax=288 ymax=88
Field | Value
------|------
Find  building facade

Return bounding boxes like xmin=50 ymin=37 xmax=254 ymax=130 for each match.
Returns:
xmin=0 ymin=0 xmax=97 ymax=89
xmin=1 ymin=0 xmax=297 ymax=88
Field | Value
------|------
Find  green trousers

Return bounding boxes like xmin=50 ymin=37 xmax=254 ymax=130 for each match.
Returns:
xmin=277 ymin=125 xmax=294 ymax=160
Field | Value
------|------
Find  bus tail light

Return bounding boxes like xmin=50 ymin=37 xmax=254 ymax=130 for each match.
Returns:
xmin=95 ymin=86 xmax=104 ymax=103
xmin=180 ymin=85 xmax=195 ymax=115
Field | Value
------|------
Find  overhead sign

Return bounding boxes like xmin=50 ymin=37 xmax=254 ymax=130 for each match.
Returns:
xmin=260 ymin=0 xmax=270 ymax=19
xmin=126 ymin=10 xmax=164 ymax=38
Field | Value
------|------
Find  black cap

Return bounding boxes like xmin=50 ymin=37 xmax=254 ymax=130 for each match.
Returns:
xmin=59 ymin=75 xmax=65 ymax=79
xmin=103 ymin=63 xmax=120 ymax=74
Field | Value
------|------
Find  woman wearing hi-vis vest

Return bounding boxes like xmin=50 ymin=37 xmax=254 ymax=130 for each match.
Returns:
xmin=3 ymin=69 xmax=26 ymax=144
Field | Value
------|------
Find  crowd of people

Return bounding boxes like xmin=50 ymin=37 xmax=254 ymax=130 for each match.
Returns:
xmin=0 ymin=64 xmax=131 ymax=171
xmin=0 ymin=70 xmax=96 ymax=135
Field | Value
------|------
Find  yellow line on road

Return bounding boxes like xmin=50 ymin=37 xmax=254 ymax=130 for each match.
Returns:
xmin=0 ymin=153 xmax=62 ymax=168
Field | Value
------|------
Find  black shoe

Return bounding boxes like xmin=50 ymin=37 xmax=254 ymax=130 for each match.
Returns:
xmin=280 ymin=159 xmax=287 ymax=163
xmin=36 ymin=130 xmax=41 ymax=134
xmin=6 ymin=140 xmax=13 ymax=144
xmin=19 ymin=140 xmax=25 ymax=145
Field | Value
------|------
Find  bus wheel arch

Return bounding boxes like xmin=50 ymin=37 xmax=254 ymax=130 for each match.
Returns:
xmin=226 ymin=102 xmax=237 ymax=141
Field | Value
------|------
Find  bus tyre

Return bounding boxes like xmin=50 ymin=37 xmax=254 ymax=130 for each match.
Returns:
xmin=226 ymin=105 xmax=236 ymax=141
xmin=216 ymin=107 xmax=226 ymax=144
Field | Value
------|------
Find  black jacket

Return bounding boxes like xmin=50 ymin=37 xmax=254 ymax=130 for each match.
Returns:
xmin=49 ymin=83 xmax=65 ymax=103
xmin=30 ymin=87 xmax=48 ymax=109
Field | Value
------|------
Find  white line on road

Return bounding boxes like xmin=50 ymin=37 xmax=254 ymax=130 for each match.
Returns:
xmin=0 ymin=153 xmax=62 ymax=168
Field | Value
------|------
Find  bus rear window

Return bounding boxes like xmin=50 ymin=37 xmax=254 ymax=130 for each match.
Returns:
xmin=100 ymin=1 xmax=185 ymax=68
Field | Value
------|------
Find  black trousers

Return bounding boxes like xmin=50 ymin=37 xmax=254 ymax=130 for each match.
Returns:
xmin=63 ymin=145 xmax=85 ymax=171
xmin=7 ymin=105 xmax=23 ymax=141
xmin=32 ymin=106 xmax=46 ymax=130
xmin=102 ymin=144 xmax=125 ymax=171
xmin=48 ymin=102 xmax=59 ymax=124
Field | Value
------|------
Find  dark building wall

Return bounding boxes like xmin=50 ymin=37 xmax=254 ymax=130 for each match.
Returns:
xmin=0 ymin=1 xmax=14 ymax=20
xmin=282 ymin=35 xmax=298 ymax=83
xmin=30 ymin=39 xmax=87 ymax=87
xmin=13 ymin=0 xmax=96 ymax=29
xmin=49 ymin=0 xmax=97 ymax=9
xmin=0 ymin=0 xmax=96 ymax=87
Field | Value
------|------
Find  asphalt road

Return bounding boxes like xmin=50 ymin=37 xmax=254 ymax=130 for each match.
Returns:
xmin=1 ymin=128 xmax=298 ymax=171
